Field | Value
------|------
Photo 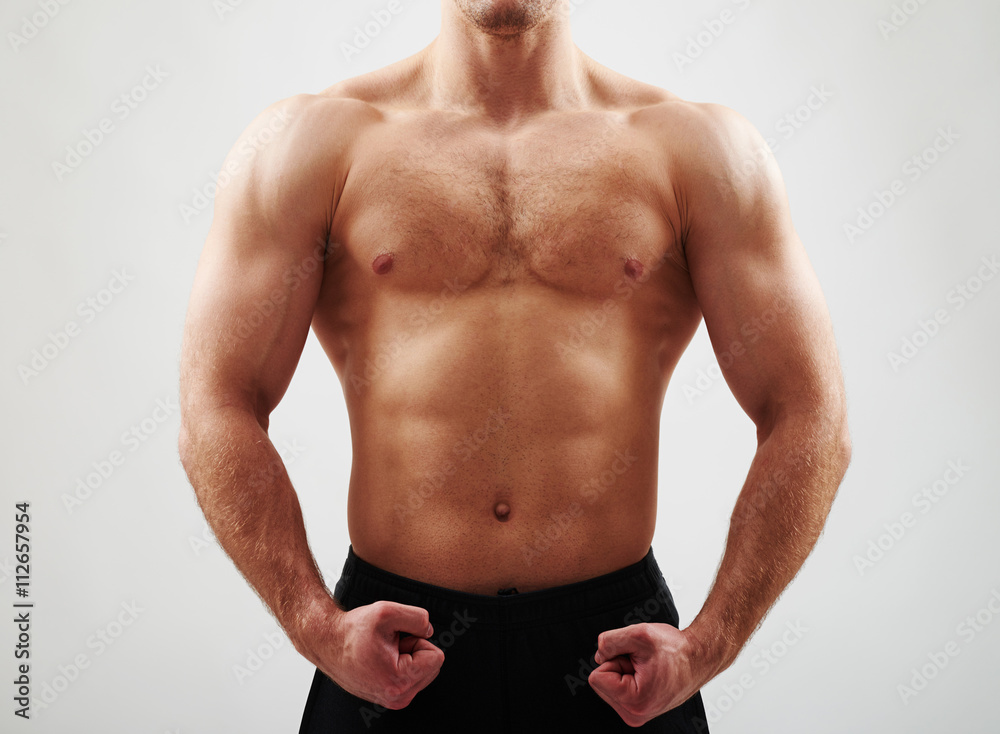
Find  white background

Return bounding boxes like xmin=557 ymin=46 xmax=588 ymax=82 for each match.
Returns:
xmin=1 ymin=0 xmax=997 ymax=732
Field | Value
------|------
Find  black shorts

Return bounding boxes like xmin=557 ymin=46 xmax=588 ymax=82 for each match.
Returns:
xmin=299 ymin=546 xmax=710 ymax=733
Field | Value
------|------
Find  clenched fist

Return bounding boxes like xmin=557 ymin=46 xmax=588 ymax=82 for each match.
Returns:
xmin=294 ymin=599 xmax=446 ymax=710
xmin=589 ymin=623 xmax=715 ymax=727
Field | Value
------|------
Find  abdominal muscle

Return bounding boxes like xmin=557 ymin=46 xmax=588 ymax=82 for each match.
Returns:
xmin=333 ymin=283 xmax=680 ymax=594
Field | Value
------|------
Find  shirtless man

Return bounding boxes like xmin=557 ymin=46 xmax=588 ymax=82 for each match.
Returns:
xmin=178 ymin=1 xmax=851 ymax=731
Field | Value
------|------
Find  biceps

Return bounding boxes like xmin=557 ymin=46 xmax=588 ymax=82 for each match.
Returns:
xmin=690 ymin=226 xmax=842 ymax=427
xmin=180 ymin=224 xmax=326 ymax=416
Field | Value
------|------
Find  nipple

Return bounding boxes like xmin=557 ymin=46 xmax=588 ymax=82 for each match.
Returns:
xmin=371 ymin=253 xmax=394 ymax=275
xmin=494 ymin=502 xmax=511 ymax=522
xmin=624 ymin=258 xmax=644 ymax=280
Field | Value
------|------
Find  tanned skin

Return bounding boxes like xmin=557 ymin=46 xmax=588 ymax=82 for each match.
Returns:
xmin=178 ymin=0 xmax=851 ymax=725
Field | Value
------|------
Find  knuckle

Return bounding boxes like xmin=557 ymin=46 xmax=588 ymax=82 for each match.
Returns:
xmin=399 ymin=667 xmax=419 ymax=684
xmin=383 ymin=688 xmax=414 ymax=710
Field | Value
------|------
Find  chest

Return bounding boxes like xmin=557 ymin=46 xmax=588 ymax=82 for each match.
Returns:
xmin=333 ymin=114 xmax=677 ymax=297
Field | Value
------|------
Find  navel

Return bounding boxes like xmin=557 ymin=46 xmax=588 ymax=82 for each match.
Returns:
xmin=624 ymin=258 xmax=644 ymax=280
xmin=494 ymin=502 xmax=511 ymax=522
xmin=371 ymin=253 xmax=394 ymax=275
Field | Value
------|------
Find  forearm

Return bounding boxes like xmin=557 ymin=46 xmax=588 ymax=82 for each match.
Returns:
xmin=686 ymin=410 xmax=851 ymax=676
xmin=179 ymin=405 xmax=339 ymax=648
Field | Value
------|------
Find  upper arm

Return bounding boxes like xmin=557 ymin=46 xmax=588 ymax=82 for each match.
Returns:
xmin=675 ymin=104 xmax=847 ymax=437
xmin=179 ymin=95 xmax=352 ymax=425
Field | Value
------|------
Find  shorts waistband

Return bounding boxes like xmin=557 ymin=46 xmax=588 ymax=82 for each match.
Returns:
xmin=337 ymin=546 xmax=670 ymax=627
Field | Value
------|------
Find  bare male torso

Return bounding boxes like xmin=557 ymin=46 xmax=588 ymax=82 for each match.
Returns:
xmin=301 ymin=57 xmax=703 ymax=592
xmin=180 ymin=15 xmax=850 ymax=718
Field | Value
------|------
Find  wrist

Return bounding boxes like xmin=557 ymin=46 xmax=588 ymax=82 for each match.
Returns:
xmin=287 ymin=591 xmax=343 ymax=658
xmin=682 ymin=621 xmax=741 ymax=681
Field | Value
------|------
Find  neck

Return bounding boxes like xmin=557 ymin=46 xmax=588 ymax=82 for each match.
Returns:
xmin=426 ymin=0 xmax=589 ymax=123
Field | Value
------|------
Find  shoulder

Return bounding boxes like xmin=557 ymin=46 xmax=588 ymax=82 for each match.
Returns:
xmin=582 ymin=58 xmax=774 ymax=187
xmin=618 ymin=98 xmax=795 ymax=267
xmin=214 ymin=91 xmax=383 ymax=216
xmin=632 ymin=99 xmax=784 ymax=224
xmin=229 ymin=91 xmax=380 ymax=171
xmin=214 ymin=57 xmax=426 ymax=220
xmin=633 ymin=99 xmax=771 ymax=174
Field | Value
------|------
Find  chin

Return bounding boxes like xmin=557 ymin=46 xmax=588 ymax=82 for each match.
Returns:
xmin=455 ymin=0 xmax=559 ymax=37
